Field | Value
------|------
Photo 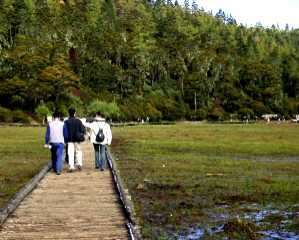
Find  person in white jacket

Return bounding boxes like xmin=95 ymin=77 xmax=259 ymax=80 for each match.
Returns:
xmin=84 ymin=111 xmax=112 ymax=171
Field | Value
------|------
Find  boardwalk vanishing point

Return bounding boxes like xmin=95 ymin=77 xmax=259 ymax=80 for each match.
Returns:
xmin=0 ymin=142 xmax=129 ymax=240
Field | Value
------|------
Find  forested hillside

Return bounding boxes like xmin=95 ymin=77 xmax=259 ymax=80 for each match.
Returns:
xmin=1 ymin=0 xmax=299 ymax=122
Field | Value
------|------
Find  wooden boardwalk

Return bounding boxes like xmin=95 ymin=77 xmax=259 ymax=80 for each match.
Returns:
xmin=0 ymin=142 xmax=128 ymax=240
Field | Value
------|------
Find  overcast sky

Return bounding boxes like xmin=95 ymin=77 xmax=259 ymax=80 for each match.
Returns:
xmin=179 ymin=0 xmax=299 ymax=29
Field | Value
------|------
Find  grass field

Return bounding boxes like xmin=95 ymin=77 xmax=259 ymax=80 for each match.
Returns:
xmin=0 ymin=126 xmax=49 ymax=208
xmin=111 ymin=123 xmax=299 ymax=239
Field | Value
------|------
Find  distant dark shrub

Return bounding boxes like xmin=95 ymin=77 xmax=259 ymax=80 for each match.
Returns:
xmin=208 ymin=105 xmax=226 ymax=121
xmin=12 ymin=110 xmax=31 ymax=123
xmin=189 ymin=109 xmax=208 ymax=120
xmin=251 ymin=101 xmax=271 ymax=117
xmin=238 ymin=107 xmax=254 ymax=119
xmin=120 ymin=101 xmax=142 ymax=121
xmin=141 ymin=103 xmax=160 ymax=122
xmin=0 ymin=106 xmax=13 ymax=122
xmin=284 ymin=98 xmax=299 ymax=116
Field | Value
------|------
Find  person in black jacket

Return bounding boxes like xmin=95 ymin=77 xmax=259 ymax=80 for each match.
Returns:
xmin=64 ymin=107 xmax=85 ymax=172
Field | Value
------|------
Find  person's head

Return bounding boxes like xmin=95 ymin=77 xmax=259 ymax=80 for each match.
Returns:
xmin=95 ymin=111 xmax=103 ymax=118
xmin=68 ymin=107 xmax=76 ymax=117
xmin=52 ymin=111 xmax=60 ymax=119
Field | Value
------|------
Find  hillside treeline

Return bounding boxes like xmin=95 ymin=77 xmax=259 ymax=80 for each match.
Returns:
xmin=1 ymin=0 xmax=299 ymax=122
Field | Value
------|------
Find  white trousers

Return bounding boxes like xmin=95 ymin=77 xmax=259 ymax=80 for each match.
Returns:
xmin=67 ymin=142 xmax=83 ymax=169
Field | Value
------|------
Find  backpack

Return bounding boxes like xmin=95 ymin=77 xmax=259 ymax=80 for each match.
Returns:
xmin=95 ymin=122 xmax=106 ymax=143
xmin=76 ymin=131 xmax=85 ymax=142
xmin=95 ymin=122 xmax=105 ymax=142
xmin=76 ymin=120 xmax=86 ymax=142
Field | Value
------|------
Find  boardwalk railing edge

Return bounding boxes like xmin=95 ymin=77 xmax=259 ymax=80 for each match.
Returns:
xmin=106 ymin=148 xmax=142 ymax=240
xmin=0 ymin=162 xmax=51 ymax=225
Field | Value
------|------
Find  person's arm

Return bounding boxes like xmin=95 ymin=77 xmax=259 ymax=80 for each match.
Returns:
xmin=84 ymin=121 xmax=91 ymax=129
xmin=45 ymin=124 xmax=50 ymax=144
xmin=79 ymin=120 xmax=86 ymax=134
xmin=82 ymin=123 xmax=86 ymax=134
xmin=63 ymin=122 xmax=69 ymax=143
xmin=106 ymin=124 xmax=112 ymax=145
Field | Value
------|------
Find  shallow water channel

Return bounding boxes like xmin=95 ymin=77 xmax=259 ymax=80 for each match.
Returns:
xmin=174 ymin=203 xmax=299 ymax=239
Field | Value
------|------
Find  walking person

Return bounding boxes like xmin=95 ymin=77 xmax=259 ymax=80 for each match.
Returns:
xmin=84 ymin=111 xmax=112 ymax=171
xmin=45 ymin=112 xmax=67 ymax=175
xmin=64 ymin=107 xmax=86 ymax=172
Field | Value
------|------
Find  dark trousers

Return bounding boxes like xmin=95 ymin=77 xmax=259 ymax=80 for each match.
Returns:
xmin=50 ymin=143 xmax=64 ymax=174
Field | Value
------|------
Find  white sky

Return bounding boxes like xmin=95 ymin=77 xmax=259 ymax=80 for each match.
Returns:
xmin=179 ymin=0 xmax=299 ymax=29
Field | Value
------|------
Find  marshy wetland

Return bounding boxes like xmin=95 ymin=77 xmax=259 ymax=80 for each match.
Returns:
xmin=112 ymin=123 xmax=299 ymax=239
xmin=0 ymin=123 xmax=298 ymax=239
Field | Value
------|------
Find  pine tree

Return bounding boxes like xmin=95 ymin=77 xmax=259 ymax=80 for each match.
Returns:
xmin=191 ymin=0 xmax=198 ymax=11
xmin=184 ymin=0 xmax=189 ymax=10
xmin=155 ymin=0 xmax=165 ymax=7
xmin=167 ymin=0 xmax=172 ymax=6
xmin=226 ymin=14 xmax=237 ymax=25
xmin=215 ymin=9 xmax=226 ymax=22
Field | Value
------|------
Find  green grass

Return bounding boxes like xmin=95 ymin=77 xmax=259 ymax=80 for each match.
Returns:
xmin=0 ymin=126 xmax=49 ymax=208
xmin=111 ymin=123 xmax=299 ymax=239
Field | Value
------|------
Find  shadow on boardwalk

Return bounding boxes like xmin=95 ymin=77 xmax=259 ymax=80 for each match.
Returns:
xmin=0 ymin=142 xmax=128 ymax=240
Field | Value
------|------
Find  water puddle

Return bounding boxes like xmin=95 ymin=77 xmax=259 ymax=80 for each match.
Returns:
xmin=175 ymin=204 xmax=299 ymax=240
xmin=177 ymin=227 xmax=299 ymax=240
xmin=178 ymin=228 xmax=204 ymax=240
xmin=176 ymin=225 xmax=225 ymax=239
xmin=258 ymin=230 xmax=299 ymax=240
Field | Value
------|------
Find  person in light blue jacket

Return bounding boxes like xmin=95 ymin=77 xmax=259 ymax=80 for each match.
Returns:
xmin=45 ymin=112 xmax=68 ymax=175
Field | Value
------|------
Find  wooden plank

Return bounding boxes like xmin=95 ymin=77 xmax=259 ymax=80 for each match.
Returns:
xmin=0 ymin=142 xmax=128 ymax=240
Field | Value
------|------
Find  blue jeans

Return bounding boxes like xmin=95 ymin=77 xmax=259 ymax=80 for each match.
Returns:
xmin=50 ymin=143 xmax=64 ymax=174
xmin=93 ymin=144 xmax=107 ymax=169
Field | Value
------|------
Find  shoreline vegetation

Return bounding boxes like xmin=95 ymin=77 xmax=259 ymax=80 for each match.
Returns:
xmin=111 ymin=123 xmax=299 ymax=239
xmin=0 ymin=118 xmax=297 ymax=126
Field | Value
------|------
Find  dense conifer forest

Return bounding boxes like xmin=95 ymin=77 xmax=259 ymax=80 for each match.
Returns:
xmin=0 ymin=0 xmax=299 ymax=122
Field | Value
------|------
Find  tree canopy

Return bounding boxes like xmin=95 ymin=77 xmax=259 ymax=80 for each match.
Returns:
xmin=1 ymin=0 xmax=299 ymax=121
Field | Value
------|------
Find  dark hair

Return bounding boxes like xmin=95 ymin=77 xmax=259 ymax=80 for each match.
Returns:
xmin=68 ymin=108 xmax=76 ymax=117
xmin=96 ymin=111 xmax=102 ymax=117
xmin=52 ymin=111 xmax=60 ymax=119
